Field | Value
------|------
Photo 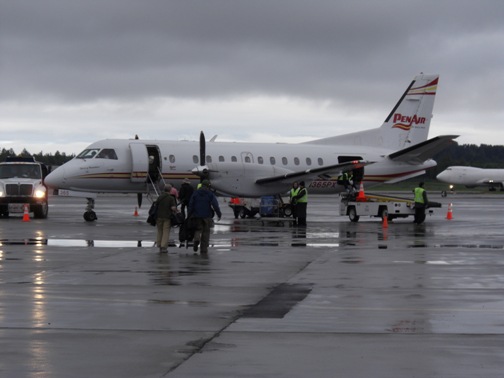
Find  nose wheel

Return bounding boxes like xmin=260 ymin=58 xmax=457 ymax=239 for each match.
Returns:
xmin=83 ymin=198 xmax=98 ymax=222
xmin=83 ymin=211 xmax=97 ymax=222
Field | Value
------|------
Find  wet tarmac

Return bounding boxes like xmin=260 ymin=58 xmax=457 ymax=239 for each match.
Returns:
xmin=1 ymin=192 xmax=503 ymax=377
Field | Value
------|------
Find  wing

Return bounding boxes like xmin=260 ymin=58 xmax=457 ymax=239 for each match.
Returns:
xmin=255 ymin=160 xmax=373 ymax=185
xmin=388 ymin=135 xmax=458 ymax=164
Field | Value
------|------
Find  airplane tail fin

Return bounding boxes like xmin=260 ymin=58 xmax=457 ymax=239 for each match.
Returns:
xmin=379 ymin=73 xmax=438 ymax=150
xmin=307 ymin=74 xmax=439 ymax=151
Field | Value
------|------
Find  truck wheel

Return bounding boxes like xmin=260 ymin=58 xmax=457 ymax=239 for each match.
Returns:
xmin=348 ymin=206 xmax=360 ymax=222
xmin=33 ymin=203 xmax=49 ymax=219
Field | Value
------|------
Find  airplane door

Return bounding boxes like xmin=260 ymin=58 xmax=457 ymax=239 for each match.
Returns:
xmin=129 ymin=142 xmax=149 ymax=182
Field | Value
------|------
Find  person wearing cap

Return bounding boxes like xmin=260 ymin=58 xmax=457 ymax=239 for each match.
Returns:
xmin=188 ymin=180 xmax=222 ymax=254
xmin=178 ymin=178 xmax=194 ymax=218
xmin=293 ymin=181 xmax=308 ymax=226
xmin=156 ymin=184 xmax=178 ymax=253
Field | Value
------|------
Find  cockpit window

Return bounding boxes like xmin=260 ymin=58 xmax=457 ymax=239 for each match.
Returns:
xmin=77 ymin=149 xmax=100 ymax=159
xmin=96 ymin=149 xmax=118 ymax=160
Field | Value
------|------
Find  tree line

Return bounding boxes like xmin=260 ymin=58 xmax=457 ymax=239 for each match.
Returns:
xmin=2 ymin=143 xmax=504 ymax=174
xmin=0 ymin=148 xmax=75 ymax=166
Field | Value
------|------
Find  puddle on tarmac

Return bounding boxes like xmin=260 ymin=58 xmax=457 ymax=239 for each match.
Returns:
xmin=0 ymin=238 xmax=156 ymax=248
xmin=0 ymin=237 xmax=339 ymax=249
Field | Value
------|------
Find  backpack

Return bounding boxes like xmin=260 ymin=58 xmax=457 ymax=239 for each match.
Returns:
xmin=146 ymin=201 xmax=158 ymax=226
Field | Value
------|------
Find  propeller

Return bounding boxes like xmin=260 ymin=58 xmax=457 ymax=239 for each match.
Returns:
xmin=192 ymin=131 xmax=210 ymax=179
xmin=200 ymin=131 xmax=206 ymax=168
xmin=137 ymin=193 xmax=143 ymax=208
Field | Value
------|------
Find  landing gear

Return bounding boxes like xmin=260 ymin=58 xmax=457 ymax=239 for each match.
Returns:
xmin=83 ymin=198 xmax=97 ymax=222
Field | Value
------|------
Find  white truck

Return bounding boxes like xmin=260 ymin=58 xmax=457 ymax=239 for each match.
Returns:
xmin=0 ymin=157 xmax=50 ymax=218
xmin=340 ymin=192 xmax=441 ymax=224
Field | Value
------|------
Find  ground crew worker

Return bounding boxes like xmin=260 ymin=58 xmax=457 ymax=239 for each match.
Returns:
xmin=338 ymin=171 xmax=353 ymax=193
xmin=294 ymin=181 xmax=308 ymax=226
xmin=289 ymin=181 xmax=300 ymax=225
xmin=413 ymin=182 xmax=429 ymax=224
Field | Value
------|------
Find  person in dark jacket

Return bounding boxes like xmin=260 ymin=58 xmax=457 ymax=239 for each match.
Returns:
xmin=187 ymin=180 xmax=222 ymax=254
xmin=156 ymin=184 xmax=177 ymax=253
xmin=178 ymin=178 xmax=194 ymax=218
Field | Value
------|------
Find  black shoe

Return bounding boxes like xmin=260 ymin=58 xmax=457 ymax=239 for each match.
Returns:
xmin=193 ymin=241 xmax=199 ymax=252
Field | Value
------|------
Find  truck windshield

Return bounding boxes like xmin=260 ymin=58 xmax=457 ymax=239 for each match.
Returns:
xmin=0 ymin=164 xmax=41 ymax=179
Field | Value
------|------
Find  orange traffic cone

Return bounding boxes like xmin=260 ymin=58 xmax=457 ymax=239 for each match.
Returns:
xmin=22 ymin=204 xmax=30 ymax=222
xmin=133 ymin=207 xmax=139 ymax=217
xmin=356 ymin=183 xmax=366 ymax=202
xmin=382 ymin=214 xmax=388 ymax=228
xmin=446 ymin=203 xmax=453 ymax=220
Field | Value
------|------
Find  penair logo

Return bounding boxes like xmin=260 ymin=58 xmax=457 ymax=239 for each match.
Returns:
xmin=392 ymin=113 xmax=426 ymax=131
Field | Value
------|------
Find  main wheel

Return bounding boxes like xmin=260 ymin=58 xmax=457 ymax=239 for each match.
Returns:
xmin=348 ymin=206 xmax=360 ymax=222
xmin=83 ymin=211 xmax=97 ymax=222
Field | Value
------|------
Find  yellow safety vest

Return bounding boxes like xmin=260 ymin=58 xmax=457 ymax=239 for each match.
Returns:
xmin=297 ymin=188 xmax=308 ymax=203
xmin=414 ymin=187 xmax=425 ymax=204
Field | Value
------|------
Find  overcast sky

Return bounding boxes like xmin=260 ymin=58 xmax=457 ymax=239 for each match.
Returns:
xmin=1 ymin=0 xmax=503 ymax=155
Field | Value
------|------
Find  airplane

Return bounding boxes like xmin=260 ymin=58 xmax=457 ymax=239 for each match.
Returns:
xmin=436 ymin=166 xmax=504 ymax=191
xmin=44 ymin=73 xmax=458 ymax=221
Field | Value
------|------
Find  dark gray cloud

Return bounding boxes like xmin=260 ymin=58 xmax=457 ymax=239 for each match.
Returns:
xmin=0 ymin=0 xmax=503 ymax=152
xmin=2 ymin=1 xmax=503 ymax=103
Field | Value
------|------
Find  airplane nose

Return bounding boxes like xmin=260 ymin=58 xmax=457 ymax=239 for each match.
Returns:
xmin=44 ymin=166 xmax=66 ymax=189
xmin=436 ymin=171 xmax=447 ymax=182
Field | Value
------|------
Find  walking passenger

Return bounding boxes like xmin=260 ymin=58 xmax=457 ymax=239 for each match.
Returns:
xmin=188 ymin=180 xmax=222 ymax=255
xmin=178 ymin=178 xmax=194 ymax=218
xmin=156 ymin=184 xmax=178 ymax=253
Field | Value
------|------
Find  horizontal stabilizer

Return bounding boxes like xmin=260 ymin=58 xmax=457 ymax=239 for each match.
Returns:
xmin=388 ymin=135 xmax=458 ymax=164
xmin=255 ymin=160 xmax=373 ymax=185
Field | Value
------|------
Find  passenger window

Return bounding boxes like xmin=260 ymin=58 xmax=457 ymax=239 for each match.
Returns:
xmin=96 ymin=149 xmax=118 ymax=160
xmin=294 ymin=157 xmax=300 ymax=166
xmin=169 ymin=154 xmax=175 ymax=163
xmin=282 ymin=157 xmax=288 ymax=165
xmin=306 ymin=158 xmax=312 ymax=166
xmin=231 ymin=156 xmax=237 ymax=162
xmin=258 ymin=156 xmax=264 ymax=164
xmin=219 ymin=156 xmax=225 ymax=162
xmin=244 ymin=156 xmax=251 ymax=163
xmin=270 ymin=157 xmax=276 ymax=165
xmin=206 ymin=155 xmax=212 ymax=163
xmin=318 ymin=158 xmax=324 ymax=166
xmin=193 ymin=155 xmax=199 ymax=164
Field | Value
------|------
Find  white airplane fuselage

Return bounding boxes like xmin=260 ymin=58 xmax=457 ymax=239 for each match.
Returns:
xmin=436 ymin=166 xmax=504 ymax=190
xmin=45 ymin=138 xmax=436 ymax=197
